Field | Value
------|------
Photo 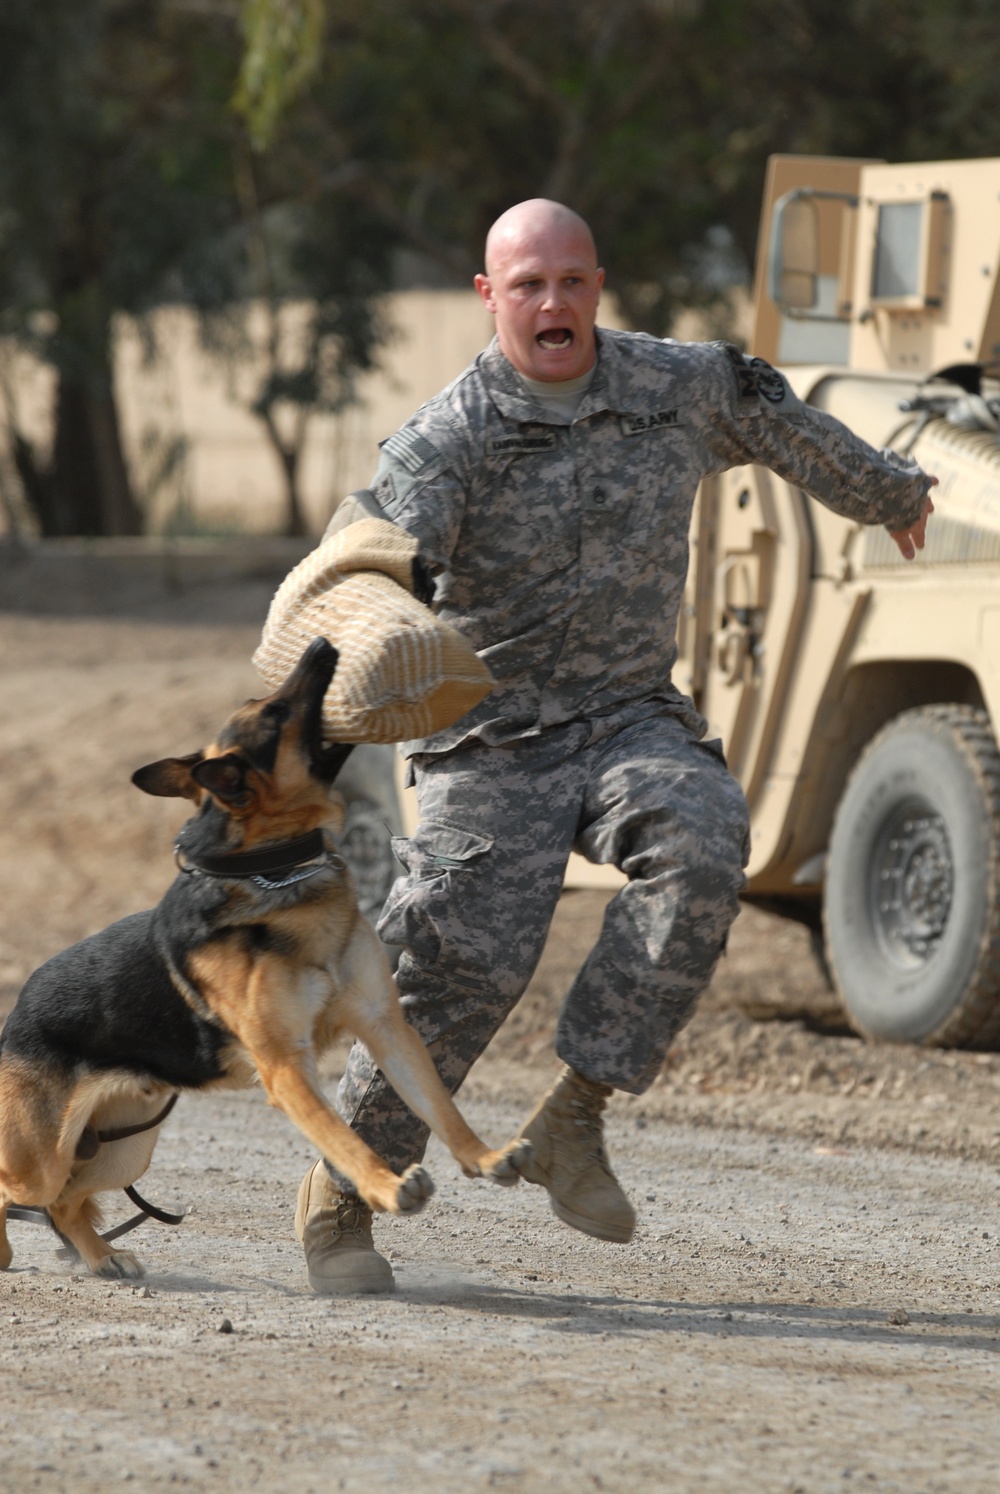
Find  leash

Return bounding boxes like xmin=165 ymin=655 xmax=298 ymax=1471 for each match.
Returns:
xmin=6 ymin=1092 xmax=185 ymax=1246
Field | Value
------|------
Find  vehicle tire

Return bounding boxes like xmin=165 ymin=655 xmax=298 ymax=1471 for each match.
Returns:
xmin=823 ymin=705 xmax=1000 ymax=1046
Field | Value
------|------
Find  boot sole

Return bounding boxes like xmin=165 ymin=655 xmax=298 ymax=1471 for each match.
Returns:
xmin=549 ymin=1197 xmax=635 ymax=1244
xmin=307 ymin=1268 xmax=396 ymax=1297
xmin=520 ymin=1157 xmax=635 ymax=1244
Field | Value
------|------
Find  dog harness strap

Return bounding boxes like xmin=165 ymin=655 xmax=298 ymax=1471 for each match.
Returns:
xmin=123 ymin=1184 xmax=185 ymax=1227
xmin=6 ymin=1204 xmax=49 ymax=1224
xmin=7 ymin=1184 xmax=184 ymax=1244
xmin=177 ymin=829 xmax=328 ymax=879
xmin=75 ymin=1092 xmax=181 ymax=1159
xmin=94 ymin=1091 xmax=180 ymax=1145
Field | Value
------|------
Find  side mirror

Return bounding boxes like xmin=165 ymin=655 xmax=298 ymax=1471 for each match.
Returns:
xmin=768 ymin=190 xmax=820 ymax=312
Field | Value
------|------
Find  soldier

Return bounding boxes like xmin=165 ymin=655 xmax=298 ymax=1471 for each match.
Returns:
xmin=296 ymin=199 xmax=935 ymax=1294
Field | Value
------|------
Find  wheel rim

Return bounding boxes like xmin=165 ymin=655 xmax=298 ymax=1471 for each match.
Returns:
xmin=869 ymin=797 xmax=954 ymax=969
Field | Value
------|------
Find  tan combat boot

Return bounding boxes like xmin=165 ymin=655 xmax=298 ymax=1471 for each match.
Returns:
xmin=518 ymin=1067 xmax=636 ymax=1243
xmin=295 ymin=1160 xmax=395 ymax=1295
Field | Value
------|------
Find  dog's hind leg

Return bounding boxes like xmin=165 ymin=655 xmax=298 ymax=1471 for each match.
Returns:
xmin=48 ymin=1194 xmax=144 ymax=1279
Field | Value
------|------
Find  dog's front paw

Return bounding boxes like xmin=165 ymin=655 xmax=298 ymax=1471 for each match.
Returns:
xmin=394 ymin=1165 xmax=435 ymax=1216
xmin=94 ymin=1249 xmax=145 ymax=1281
xmin=482 ymin=1138 xmax=534 ymax=1187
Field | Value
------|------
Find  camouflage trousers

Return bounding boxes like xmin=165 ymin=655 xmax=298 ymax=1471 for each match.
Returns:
xmin=330 ymin=707 xmax=750 ymax=1184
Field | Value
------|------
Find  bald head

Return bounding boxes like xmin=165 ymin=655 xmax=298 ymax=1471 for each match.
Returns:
xmin=475 ymin=199 xmax=604 ymax=382
xmin=484 ymin=199 xmax=598 ymax=278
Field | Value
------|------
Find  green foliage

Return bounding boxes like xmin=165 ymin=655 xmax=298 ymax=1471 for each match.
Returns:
xmin=0 ymin=0 xmax=248 ymax=533
xmin=235 ymin=0 xmax=326 ymax=151
xmin=0 ymin=0 xmax=391 ymax=536
xmin=5 ymin=0 xmax=1000 ymax=535
xmin=195 ymin=190 xmax=394 ymax=535
xmin=243 ymin=0 xmax=1000 ymax=334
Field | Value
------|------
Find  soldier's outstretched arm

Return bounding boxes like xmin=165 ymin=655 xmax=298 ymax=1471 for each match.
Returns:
xmin=700 ymin=341 xmax=935 ymax=538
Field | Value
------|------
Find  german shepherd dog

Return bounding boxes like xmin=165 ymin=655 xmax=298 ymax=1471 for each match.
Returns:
xmin=0 ymin=638 xmax=531 ymax=1279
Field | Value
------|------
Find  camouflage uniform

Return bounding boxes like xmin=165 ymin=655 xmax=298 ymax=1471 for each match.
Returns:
xmin=330 ymin=331 xmax=932 ymax=1181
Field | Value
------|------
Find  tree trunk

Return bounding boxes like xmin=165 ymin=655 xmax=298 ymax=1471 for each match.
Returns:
xmin=259 ymin=406 xmax=308 ymax=538
xmin=50 ymin=375 xmax=105 ymax=535
xmin=12 ymin=432 xmax=63 ymax=536
xmin=87 ymin=384 xmax=142 ymax=535
xmin=277 ymin=444 xmax=307 ymax=538
xmin=43 ymin=332 xmax=143 ymax=538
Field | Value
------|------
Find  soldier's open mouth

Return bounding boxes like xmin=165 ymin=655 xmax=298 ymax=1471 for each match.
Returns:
xmin=536 ymin=329 xmax=573 ymax=350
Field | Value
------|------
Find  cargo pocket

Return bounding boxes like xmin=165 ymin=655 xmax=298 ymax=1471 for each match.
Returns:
xmin=376 ymin=820 xmax=495 ymax=984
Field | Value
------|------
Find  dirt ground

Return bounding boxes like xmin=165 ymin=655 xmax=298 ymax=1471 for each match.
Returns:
xmin=2 ymin=551 xmax=1000 ymax=1493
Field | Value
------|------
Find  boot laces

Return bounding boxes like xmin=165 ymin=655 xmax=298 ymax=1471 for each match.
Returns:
xmin=330 ymin=1196 xmax=370 ymax=1240
xmin=569 ymin=1090 xmax=611 ymax=1166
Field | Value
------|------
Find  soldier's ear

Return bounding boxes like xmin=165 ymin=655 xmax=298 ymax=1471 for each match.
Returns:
xmin=132 ymin=752 xmax=204 ymax=800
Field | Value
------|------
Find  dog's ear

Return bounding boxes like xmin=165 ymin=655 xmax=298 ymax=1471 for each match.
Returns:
xmin=132 ymin=752 xmax=204 ymax=800
xmin=190 ymin=754 xmax=251 ymax=806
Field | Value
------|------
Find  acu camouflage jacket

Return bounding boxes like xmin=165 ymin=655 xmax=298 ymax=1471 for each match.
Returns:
xmin=361 ymin=329 xmax=932 ymax=756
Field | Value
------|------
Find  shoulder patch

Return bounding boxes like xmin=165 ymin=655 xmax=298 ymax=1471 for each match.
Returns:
xmin=620 ymin=408 xmax=685 ymax=436
xmin=747 ymin=356 xmax=787 ymax=404
xmin=712 ymin=342 xmax=791 ymax=408
xmin=379 ymin=426 xmax=444 ymax=477
xmin=486 ymin=432 xmax=558 ymax=457
xmin=715 ymin=341 xmax=759 ymax=403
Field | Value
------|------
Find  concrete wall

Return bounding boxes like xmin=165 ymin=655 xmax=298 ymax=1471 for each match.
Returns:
xmin=0 ymin=290 xmax=631 ymax=538
xmin=0 ymin=288 xmax=745 ymax=542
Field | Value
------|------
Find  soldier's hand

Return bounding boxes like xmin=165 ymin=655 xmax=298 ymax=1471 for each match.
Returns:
xmin=887 ymin=482 xmax=936 ymax=561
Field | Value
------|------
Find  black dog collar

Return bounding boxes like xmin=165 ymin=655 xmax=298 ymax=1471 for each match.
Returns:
xmin=175 ymin=829 xmax=329 ymax=880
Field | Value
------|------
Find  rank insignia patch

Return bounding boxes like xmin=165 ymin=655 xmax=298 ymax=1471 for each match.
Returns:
xmin=716 ymin=341 xmax=759 ymax=403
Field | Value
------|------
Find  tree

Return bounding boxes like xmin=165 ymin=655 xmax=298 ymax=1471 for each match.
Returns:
xmin=236 ymin=0 xmax=1000 ymax=339
xmin=195 ymin=175 xmax=393 ymax=536
xmin=7 ymin=0 xmax=1000 ymax=536
xmin=0 ymin=1 xmax=249 ymax=535
xmin=235 ymin=0 xmax=326 ymax=152
xmin=278 ymin=0 xmax=747 ymax=335
xmin=0 ymin=0 xmax=393 ymax=538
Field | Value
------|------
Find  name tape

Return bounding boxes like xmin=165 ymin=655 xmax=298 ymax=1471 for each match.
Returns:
xmin=488 ymin=433 xmax=558 ymax=456
xmin=620 ymin=408 xmax=684 ymax=436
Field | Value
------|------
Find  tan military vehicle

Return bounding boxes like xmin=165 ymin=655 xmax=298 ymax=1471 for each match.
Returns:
xmin=675 ymin=153 xmax=1000 ymax=1047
